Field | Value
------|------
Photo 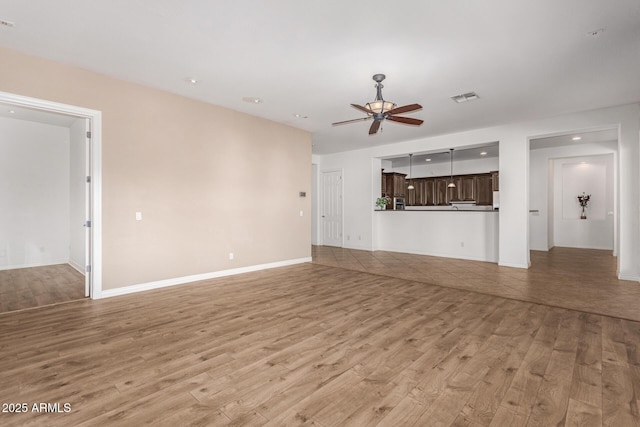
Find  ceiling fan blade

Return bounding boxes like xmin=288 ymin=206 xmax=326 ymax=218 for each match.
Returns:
xmin=332 ymin=117 xmax=372 ymax=126
xmin=369 ymin=120 xmax=381 ymax=135
xmin=351 ymin=104 xmax=372 ymax=114
xmin=386 ymin=103 xmax=422 ymax=115
xmin=387 ymin=116 xmax=424 ymax=126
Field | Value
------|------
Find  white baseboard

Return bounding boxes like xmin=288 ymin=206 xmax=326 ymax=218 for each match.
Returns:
xmin=97 ymin=257 xmax=312 ymax=299
xmin=618 ymin=273 xmax=640 ymax=282
xmin=68 ymin=260 xmax=86 ymax=276
xmin=0 ymin=259 xmax=69 ymax=271
xmin=498 ymin=261 xmax=530 ymax=269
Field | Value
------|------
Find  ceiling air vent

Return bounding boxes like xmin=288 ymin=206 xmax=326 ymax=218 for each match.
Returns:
xmin=451 ymin=92 xmax=479 ymax=103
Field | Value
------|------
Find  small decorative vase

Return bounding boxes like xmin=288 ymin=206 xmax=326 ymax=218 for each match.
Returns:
xmin=580 ymin=206 xmax=586 ymax=220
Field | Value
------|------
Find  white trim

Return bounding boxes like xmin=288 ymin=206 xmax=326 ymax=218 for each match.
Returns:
xmin=618 ymin=274 xmax=640 ymax=283
xmin=68 ymin=260 xmax=86 ymax=276
xmin=0 ymin=91 xmax=102 ymax=299
xmin=97 ymin=257 xmax=312 ymax=299
xmin=0 ymin=260 xmax=70 ymax=271
xmin=498 ymin=261 xmax=530 ymax=269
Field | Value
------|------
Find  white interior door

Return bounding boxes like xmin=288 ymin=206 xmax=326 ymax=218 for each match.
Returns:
xmin=321 ymin=170 xmax=343 ymax=247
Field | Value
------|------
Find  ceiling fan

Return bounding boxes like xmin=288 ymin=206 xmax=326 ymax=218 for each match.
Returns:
xmin=332 ymin=74 xmax=423 ymax=135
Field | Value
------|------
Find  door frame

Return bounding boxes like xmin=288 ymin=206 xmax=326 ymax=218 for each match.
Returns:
xmin=0 ymin=91 xmax=103 ymax=299
xmin=320 ymin=168 xmax=344 ymax=247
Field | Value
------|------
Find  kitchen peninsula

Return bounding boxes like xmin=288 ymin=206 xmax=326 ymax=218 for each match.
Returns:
xmin=375 ymin=170 xmax=499 ymax=263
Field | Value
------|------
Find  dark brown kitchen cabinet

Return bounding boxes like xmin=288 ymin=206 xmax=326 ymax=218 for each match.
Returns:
xmin=447 ymin=177 xmax=463 ymax=202
xmin=393 ymin=173 xmax=407 ymax=197
xmin=460 ymin=176 xmax=476 ymax=201
xmin=381 ymin=172 xmax=407 ymax=209
xmin=491 ymin=171 xmax=499 ymax=191
xmin=407 ymin=178 xmax=434 ymax=206
xmin=475 ymin=174 xmax=493 ymax=205
xmin=406 ymin=179 xmax=417 ymax=205
xmin=435 ymin=178 xmax=449 ymax=206
xmin=398 ymin=171 xmax=496 ymax=206
xmin=423 ymin=178 xmax=435 ymax=206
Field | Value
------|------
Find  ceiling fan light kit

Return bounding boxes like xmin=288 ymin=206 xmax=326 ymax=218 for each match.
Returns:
xmin=332 ymin=74 xmax=424 ymax=135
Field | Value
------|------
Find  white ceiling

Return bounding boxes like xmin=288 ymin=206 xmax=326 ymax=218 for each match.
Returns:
xmin=529 ymin=128 xmax=618 ymax=150
xmin=388 ymin=143 xmax=499 ymax=168
xmin=387 ymin=127 xmax=618 ymax=167
xmin=0 ymin=1 xmax=638 ymax=155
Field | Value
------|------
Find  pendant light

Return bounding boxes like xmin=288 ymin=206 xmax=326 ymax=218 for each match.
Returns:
xmin=407 ymin=153 xmax=415 ymax=190
xmin=447 ymin=149 xmax=456 ymax=188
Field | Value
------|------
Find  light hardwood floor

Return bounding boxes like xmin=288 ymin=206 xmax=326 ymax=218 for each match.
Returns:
xmin=0 ymin=264 xmax=85 ymax=313
xmin=313 ymin=246 xmax=640 ymax=322
xmin=1 ymin=250 xmax=639 ymax=426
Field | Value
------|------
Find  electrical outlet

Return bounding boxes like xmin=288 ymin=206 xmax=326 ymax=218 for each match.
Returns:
xmin=229 ymin=252 xmax=234 ymax=260
xmin=135 ymin=212 xmax=142 ymax=221
xmin=460 ymin=242 xmax=465 ymax=248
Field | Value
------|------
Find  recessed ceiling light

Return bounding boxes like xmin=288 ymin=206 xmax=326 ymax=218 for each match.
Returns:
xmin=293 ymin=114 xmax=308 ymax=119
xmin=8 ymin=110 xmax=15 ymax=114
xmin=451 ymin=92 xmax=479 ymax=103
xmin=480 ymin=151 xmax=487 ymax=156
xmin=572 ymin=136 xmax=582 ymax=141
xmin=425 ymin=158 xmax=432 ymax=162
xmin=0 ymin=19 xmax=15 ymax=27
xmin=242 ymin=97 xmax=263 ymax=104
xmin=185 ymin=77 xmax=201 ymax=85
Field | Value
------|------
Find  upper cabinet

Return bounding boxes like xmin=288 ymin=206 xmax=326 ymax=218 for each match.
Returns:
xmin=460 ymin=176 xmax=476 ymax=201
xmin=393 ymin=171 xmax=499 ymax=206
xmin=393 ymin=173 xmax=407 ymax=198
xmin=382 ymin=172 xmax=407 ymax=202
xmin=475 ymin=174 xmax=493 ymax=206
xmin=435 ymin=178 xmax=449 ymax=206
xmin=491 ymin=171 xmax=499 ymax=192
xmin=405 ymin=178 xmax=436 ymax=206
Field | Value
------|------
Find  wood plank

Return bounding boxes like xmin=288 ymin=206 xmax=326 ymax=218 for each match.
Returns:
xmin=489 ymin=307 xmax=562 ymax=426
xmin=1 ymin=261 xmax=640 ymax=426
xmin=524 ymin=310 xmax=581 ymax=426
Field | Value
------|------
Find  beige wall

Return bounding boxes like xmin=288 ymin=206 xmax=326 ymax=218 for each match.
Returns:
xmin=0 ymin=47 xmax=312 ymax=290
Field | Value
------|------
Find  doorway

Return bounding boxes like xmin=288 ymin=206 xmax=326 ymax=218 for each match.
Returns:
xmin=529 ymin=129 xmax=618 ymax=265
xmin=0 ymin=91 xmax=102 ymax=310
xmin=321 ymin=169 xmax=343 ymax=247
